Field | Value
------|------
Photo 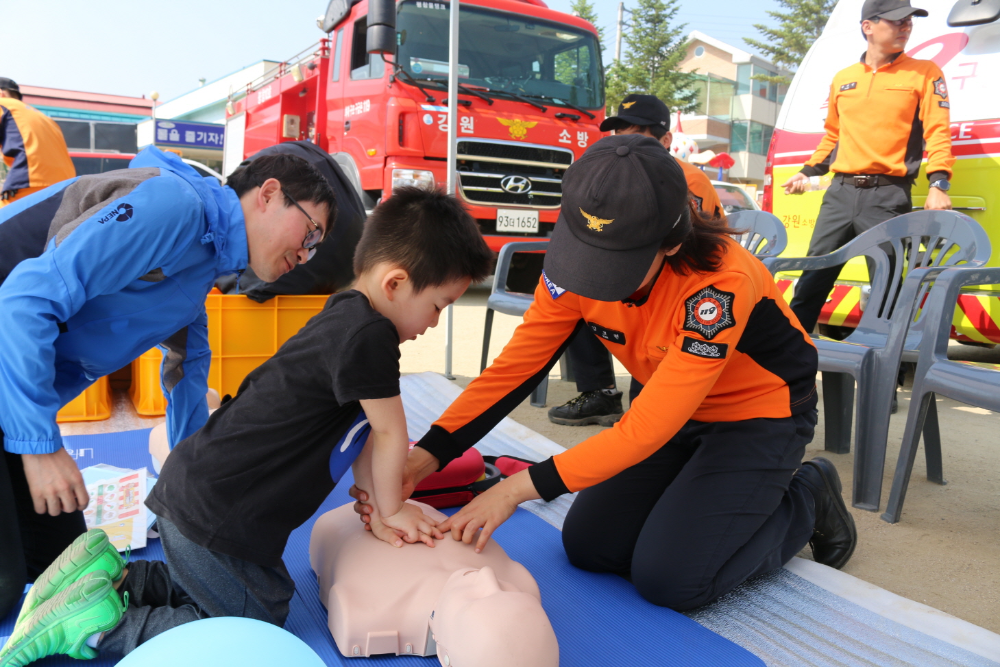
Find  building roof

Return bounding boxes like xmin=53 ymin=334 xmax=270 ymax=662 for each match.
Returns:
xmin=686 ymin=30 xmax=780 ymax=70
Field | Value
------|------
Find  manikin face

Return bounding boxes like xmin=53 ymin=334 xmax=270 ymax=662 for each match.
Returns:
xmin=429 ymin=567 xmax=558 ymax=667
xmin=381 ymin=274 xmax=471 ymax=342
xmin=242 ymin=178 xmax=330 ymax=283
xmin=863 ymin=16 xmax=913 ymax=53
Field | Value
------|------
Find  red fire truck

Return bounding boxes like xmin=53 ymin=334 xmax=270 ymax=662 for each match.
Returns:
xmin=224 ymin=0 xmax=605 ymax=258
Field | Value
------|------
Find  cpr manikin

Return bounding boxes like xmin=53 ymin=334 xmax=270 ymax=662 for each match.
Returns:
xmin=309 ymin=502 xmax=559 ymax=666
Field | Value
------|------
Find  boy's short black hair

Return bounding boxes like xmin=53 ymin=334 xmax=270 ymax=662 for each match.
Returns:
xmin=353 ymin=187 xmax=492 ymax=292
xmin=226 ymin=153 xmax=338 ymax=236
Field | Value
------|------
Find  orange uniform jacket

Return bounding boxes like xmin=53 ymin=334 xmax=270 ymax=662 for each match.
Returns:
xmin=416 ymin=238 xmax=818 ymax=500
xmin=0 ymin=98 xmax=75 ymax=194
xmin=801 ymin=52 xmax=954 ymax=182
xmin=678 ymin=158 xmax=724 ymax=219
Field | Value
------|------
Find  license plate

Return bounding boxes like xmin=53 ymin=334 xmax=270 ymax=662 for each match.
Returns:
xmin=496 ymin=209 xmax=539 ymax=234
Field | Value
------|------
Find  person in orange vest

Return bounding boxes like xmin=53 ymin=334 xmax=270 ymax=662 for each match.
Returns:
xmin=0 ymin=78 xmax=75 ymax=206
xmin=782 ymin=0 xmax=954 ymax=335
xmin=355 ymin=135 xmax=858 ymax=611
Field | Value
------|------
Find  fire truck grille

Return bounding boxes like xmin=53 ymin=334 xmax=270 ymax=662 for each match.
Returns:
xmin=456 ymin=140 xmax=573 ymax=210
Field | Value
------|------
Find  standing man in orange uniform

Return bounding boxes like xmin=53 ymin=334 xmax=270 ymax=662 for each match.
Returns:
xmin=0 ymin=78 xmax=75 ymax=207
xmin=547 ymin=94 xmax=725 ymax=427
xmin=783 ymin=0 xmax=954 ymax=334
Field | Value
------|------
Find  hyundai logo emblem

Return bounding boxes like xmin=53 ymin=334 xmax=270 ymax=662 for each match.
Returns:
xmin=500 ymin=175 xmax=531 ymax=194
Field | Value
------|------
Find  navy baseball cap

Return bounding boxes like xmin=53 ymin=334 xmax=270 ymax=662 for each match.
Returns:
xmin=0 ymin=78 xmax=20 ymax=95
xmin=861 ymin=0 xmax=928 ymax=21
xmin=599 ymin=94 xmax=671 ymax=133
xmin=543 ymin=134 xmax=690 ymax=302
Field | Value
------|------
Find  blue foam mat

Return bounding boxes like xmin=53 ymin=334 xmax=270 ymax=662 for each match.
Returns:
xmin=1 ymin=429 xmax=762 ymax=666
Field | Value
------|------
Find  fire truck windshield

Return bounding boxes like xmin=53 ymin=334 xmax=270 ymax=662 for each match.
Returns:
xmin=395 ymin=1 xmax=603 ymax=110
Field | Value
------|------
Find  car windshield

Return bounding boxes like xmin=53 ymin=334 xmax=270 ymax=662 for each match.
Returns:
xmin=714 ymin=183 xmax=757 ymax=212
xmin=396 ymin=1 xmax=604 ymax=110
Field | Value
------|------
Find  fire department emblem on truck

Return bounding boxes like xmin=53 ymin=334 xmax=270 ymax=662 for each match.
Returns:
xmin=497 ymin=117 xmax=538 ymax=140
xmin=684 ymin=285 xmax=736 ymax=340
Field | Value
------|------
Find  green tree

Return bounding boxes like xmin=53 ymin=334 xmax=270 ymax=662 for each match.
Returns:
xmin=744 ymin=0 xmax=835 ymax=83
xmin=570 ymin=0 xmax=605 ymax=46
xmin=604 ymin=0 xmax=699 ymax=116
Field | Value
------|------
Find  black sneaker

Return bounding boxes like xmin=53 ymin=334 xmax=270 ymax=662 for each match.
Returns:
xmin=547 ymin=390 xmax=624 ymax=426
xmin=796 ymin=458 xmax=858 ymax=570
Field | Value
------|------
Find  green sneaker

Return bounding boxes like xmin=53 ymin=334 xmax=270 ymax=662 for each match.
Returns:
xmin=0 ymin=571 xmax=125 ymax=667
xmin=15 ymin=529 xmax=126 ymax=629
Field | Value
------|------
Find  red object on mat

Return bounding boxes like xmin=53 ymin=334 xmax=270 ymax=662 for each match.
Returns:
xmin=411 ymin=447 xmax=487 ymax=508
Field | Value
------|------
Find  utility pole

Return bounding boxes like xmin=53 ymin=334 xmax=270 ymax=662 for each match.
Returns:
xmin=444 ymin=0 xmax=460 ymax=380
xmin=615 ymin=2 xmax=624 ymax=62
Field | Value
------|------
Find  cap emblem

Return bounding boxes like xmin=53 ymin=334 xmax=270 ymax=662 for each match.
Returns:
xmin=497 ymin=117 xmax=538 ymax=140
xmin=622 ymin=101 xmax=637 ymax=109
xmin=580 ymin=208 xmax=614 ymax=232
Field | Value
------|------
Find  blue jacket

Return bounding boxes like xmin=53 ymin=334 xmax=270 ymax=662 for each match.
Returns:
xmin=0 ymin=147 xmax=248 ymax=454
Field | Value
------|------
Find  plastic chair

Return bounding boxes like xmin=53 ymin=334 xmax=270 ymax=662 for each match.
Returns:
xmin=767 ymin=210 xmax=990 ymax=511
xmin=729 ymin=210 xmax=788 ymax=263
xmin=881 ymin=265 xmax=1000 ymax=523
xmin=481 ymin=241 xmax=552 ymax=406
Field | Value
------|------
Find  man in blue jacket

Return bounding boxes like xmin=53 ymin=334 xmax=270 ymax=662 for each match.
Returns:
xmin=0 ymin=146 xmax=336 ymax=618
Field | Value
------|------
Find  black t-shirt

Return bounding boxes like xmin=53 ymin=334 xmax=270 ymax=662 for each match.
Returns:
xmin=146 ymin=290 xmax=400 ymax=567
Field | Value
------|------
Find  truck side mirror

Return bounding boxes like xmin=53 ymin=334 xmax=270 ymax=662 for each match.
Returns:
xmin=367 ymin=0 xmax=397 ymax=55
xmin=321 ymin=0 xmax=352 ymax=32
xmin=947 ymin=0 xmax=1000 ymax=26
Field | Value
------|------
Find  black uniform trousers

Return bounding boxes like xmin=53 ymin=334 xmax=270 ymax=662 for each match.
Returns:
xmin=0 ymin=430 xmax=87 ymax=618
xmin=566 ymin=330 xmax=643 ymax=402
xmin=789 ymin=177 xmax=912 ymax=332
xmin=562 ymin=411 xmax=818 ymax=611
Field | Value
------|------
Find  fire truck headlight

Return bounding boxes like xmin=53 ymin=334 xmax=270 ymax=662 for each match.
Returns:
xmin=392 ymin=169 xmax=436 ymax=191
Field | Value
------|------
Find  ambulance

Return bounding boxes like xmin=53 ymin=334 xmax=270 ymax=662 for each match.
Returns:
xmin=765 ymin=0 xmax=1000 ymax=341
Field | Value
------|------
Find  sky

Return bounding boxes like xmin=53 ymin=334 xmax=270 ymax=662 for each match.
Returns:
xmin=4 ymin=0 xmax=778 ymax=103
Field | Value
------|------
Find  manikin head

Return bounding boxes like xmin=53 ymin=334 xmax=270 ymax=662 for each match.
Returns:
xmin=429 ymin=566 xmax=558 ymax=667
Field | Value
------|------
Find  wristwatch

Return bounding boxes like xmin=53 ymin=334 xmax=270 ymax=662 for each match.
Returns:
xmin=929 ymin=179 xmax=951 ymax=191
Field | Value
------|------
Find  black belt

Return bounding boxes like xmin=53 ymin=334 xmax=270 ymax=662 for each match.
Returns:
xmin=836 ymin=173 xmax=907 ymax=189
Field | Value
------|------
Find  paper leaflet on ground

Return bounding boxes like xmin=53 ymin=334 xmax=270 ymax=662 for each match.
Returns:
xmin=80 ymin=465 xmax=157 ymax=552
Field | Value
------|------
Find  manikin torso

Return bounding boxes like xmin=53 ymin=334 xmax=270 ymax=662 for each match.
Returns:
xmin=309 ymin=502 xmax=559 ymax=666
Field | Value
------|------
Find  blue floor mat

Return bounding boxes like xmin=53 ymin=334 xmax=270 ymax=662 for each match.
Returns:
xmin=1 ymin=429 xmax=762 ymax=666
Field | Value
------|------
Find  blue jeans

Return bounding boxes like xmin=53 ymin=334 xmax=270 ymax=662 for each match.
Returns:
xmin=99 ymin=517 xmax=295 ymax=657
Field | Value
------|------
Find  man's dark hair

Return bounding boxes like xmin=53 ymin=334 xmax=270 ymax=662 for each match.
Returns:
xmin=226 ymin=153 xmax=337 ymax=236
xmin=661 ymin=198 xmax=745 ymax=275
xmin=607 ymin=119 xmax=669 ymax=140
xmin=353 ymin=187 xmax=492 ymax=292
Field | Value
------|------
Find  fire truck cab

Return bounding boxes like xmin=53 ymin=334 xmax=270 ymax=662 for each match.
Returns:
xmin=224 ymin=0 xmax=605 ymax=255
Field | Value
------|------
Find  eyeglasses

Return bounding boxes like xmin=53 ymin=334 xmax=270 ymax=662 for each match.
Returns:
xmin=282 ymin=188 xmax=323 ymax=251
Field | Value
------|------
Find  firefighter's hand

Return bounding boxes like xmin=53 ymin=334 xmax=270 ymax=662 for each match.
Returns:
xmin=925 ymin=187 xmax=952 ymax=211
xmin=782 ymin=173 xmax=810 ymax=195
xmin=22 ymin=450 xmax=90 ymax=516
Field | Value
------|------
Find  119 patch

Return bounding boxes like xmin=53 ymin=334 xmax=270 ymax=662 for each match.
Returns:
xmin=683 ymin=285 xmax=735 ymax=340
xmin=933 ymin=77 xmax=948 ymax=99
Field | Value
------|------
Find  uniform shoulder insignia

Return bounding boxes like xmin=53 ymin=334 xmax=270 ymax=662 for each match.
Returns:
xmin=933 ymin=77 xmax=948 ymax=99
xmin=683 ymin=285 xmax=736 ymax=340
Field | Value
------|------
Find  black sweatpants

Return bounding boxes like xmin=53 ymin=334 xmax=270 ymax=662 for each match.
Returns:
xmin=562 ymin=412 xmax=818 ymax=611
xmin=789 ymin=177 xmax=912 ymax=332
xmin=0 ymin=436 xmax=87 ymax=619
xmin=99 ymin=517 xmax=295 ymax=658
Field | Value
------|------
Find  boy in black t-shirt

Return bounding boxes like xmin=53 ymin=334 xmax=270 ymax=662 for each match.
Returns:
xmin=0 ymin=188 xmax=493 ymax=665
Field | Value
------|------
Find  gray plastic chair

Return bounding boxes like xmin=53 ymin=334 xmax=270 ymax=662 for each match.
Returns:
xmin=481 ymin=241 xmax=552 ymax=406
xmin=882 ymin=265 xmax=1000 ymax=523
xmin=729 ymin=210 xmax=788 ymax=263
xmin=768 ymin=210 xmax=990 ymax=511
